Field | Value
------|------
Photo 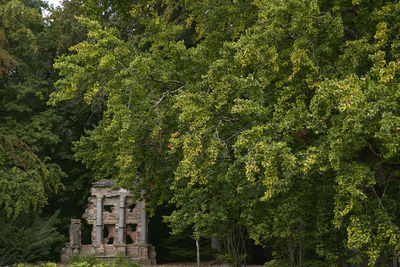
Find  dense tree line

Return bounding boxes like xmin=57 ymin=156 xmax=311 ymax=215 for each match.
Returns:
xmin=0 ymin=0 xmax=93 ymax=264
xmin=3 ymin=0 xmax=400 ymax=266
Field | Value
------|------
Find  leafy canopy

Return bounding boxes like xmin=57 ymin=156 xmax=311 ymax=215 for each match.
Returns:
xmin=51 ymin=0 xmax=400 ymax=265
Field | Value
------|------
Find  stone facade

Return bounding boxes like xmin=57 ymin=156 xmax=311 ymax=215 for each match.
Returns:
xmin=61 ymin=180 xmax=156 ymax=264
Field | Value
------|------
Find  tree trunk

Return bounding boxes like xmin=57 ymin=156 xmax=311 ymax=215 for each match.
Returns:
xmin=196 ymin=239 xmax=200 ymax=267
xmin=287 ymin=239 xmax=295 ymax=267
xmin=221 ymin=227 xmax=248 ymax=267
xmin=297 ymin=244 xmax=303 ymax=267
xmin=337 ymin=255 xmax=343 ymax=267
xmin=393 ymin=250 xmax=398 ymax=267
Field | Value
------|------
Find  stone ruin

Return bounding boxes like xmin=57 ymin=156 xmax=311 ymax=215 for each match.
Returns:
xmin=61 ymin=180 xmax=156 ymax=264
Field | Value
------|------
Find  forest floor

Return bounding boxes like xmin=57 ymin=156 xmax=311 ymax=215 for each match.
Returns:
xmin=149 ymin=264 xmax=263 ymax=267
xmin=56 ymin=264 xmax=264 ymax=267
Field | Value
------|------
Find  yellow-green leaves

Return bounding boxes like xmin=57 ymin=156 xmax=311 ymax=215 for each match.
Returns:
xmin=50 ymin=0 xmax=400 ymax=265
xmin=0 ymin=135 xmax=63 ymax=218
xmin=376 ymin=113 xmax=400 ymax=159
xmin=375 ymin=22 xmax=388 ymax=48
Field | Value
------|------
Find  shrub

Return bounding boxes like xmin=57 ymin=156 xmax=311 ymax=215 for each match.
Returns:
xmin=113 ymin=253 xmax=142 ymax=267
xmin=69 ymin=254 xmax=102 ymax=266
xmin=0 ymin=213 xmax=64 ymax=266
xmin=68 ymin=253 xmax=142 ymax=267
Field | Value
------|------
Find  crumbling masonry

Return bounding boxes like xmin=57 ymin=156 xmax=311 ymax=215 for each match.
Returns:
xmin=61 ymin=180 xmax=156 ymax=264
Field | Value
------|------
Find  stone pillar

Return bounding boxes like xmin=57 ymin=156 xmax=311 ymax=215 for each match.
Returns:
xmin=69 ymin=219 xmax=81 ymax=251
xmin=96 ymin=196 xmax=103 ymax=246
xmin=140 ymin=200 xmax=148 ymax=244
xmin=118 ymin=195 xmax=126 ymax=243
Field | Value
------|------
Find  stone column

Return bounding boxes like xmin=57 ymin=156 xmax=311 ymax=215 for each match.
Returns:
xmin=96 ymin=196 xmax=103 ymax=246
xmin=69 ymin=219 xmax=81 ymax=252
xmin=140 ymin=200 xmax=148 ymax=244
xmin=118 ymin=195 xmax=126 ymax=243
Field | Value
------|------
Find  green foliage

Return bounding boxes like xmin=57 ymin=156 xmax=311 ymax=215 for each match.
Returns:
xmin=149 ymin=205 xmax=214 ymax=263
xmin=15 ymin=263 xmax=57 ymax=267
xmin=264 ymin=259 xmax=289 ymax=267
xmin=0 ymin=0 xmax=91 ymax=265
xmin=113 ymin=254 xmax=143 ymax=267
xmin=0 ymin=212 xmax=64 ymax=266
xmin=50 ymin=0 xmax=400 ymax=265
xmin=45 ymin=0 xmax=88 ymax=56
xmin=0 ymin=0 xmax=65 ymax=218
xmin=69 ymin=254 xmax=102 ymax=266
xmin=0 ymin=135 xmax=64 ymax=217
xmin=68 ymin=253 xmax=142 ymax=267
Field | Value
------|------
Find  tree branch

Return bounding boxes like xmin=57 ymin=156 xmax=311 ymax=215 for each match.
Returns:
xmin=128 ymin=88 xmax=132 ymax=110
xmin=368 ymin=142 xmax=382 ymax=158
xmin=382 ymin=173 xmax=394 ymax=199
xmin=149 ymin=85 xmax=185 ymax=110
xmin=372 ymin=186 xmax=385 ymax=209
xmin=148 ymin=74 xmax=186 ymax=86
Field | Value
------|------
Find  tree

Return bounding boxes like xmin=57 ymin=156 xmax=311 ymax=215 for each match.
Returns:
xmin=51 ymin=0 xmax=400 ymax=265
xmin=0 ymin=0 xmax=89 ymax=263
xmin=170 ymin=0 xmax=400 ymax=265
xmin=0 ymin=0 xmax=63 ymax=217
xmin=0 ymin=212 xmax=64 ymax=266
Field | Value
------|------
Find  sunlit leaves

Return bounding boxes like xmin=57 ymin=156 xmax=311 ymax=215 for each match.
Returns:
xmin=51 ymin=0 xmax=400 ymax=265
